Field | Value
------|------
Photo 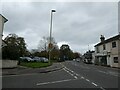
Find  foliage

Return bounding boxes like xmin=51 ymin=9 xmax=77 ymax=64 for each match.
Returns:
xmin=50 ymin=47 xmax=60 ymax=61
xmin=59 ymin=44 xmax=73 ymax=61
xmin=2 ymin=34 xmax=81 ymax=62
xmin=73 ymin=52 xmax=80 ymax=59
xmin=35 ymin=36 xmax=59 ymax=61
xmin=2 ymin=33 xmax=27 ymax=60
xmin=20 ymin=61 xmax=52 ymax=68
xmin=32 ymin=43 xmax=74 ymax=62
xmin=37 ymin=36 xmax=58 ymax=52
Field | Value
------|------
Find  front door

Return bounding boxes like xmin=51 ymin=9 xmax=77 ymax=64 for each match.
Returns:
xmin=101 ymin=56 xmax=107 ymax=66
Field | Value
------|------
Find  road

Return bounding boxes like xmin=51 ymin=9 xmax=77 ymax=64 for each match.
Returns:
xmin=2 ymin=61 xmax=119 ymax=89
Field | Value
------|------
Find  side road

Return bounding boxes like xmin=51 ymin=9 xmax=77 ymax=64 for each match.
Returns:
xmin=2 ymin=63 xmax=63 ymax=76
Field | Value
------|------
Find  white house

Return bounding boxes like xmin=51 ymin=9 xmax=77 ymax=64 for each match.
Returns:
xmin=94 ymin=34 xmax=120 ymax=68
xmin=0 ymin=14 xmax=8 ymax=71
xmin=0 ymin=15 xmax=18 ymax=69
xmin=0 ymin=14 xmax=8 ymax=48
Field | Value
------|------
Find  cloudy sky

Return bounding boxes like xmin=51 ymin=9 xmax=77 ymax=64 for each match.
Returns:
xmin=1 ymin=0 xmax=119 ymax=54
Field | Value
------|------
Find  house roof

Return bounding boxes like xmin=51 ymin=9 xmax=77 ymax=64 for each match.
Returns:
xmin=94 ymin=34 xmax=120 ymax=47
xmin=0 ymin=14 xmax=8 ymax=23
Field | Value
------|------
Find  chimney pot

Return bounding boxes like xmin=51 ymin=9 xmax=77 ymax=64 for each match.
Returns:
xmin=100 ymin=35 xmax=105 ymax=42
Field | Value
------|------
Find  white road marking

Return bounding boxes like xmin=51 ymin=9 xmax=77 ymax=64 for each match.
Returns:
xmin=98 ymin=70 xmax=119 ymax=77
xmin=63 ymin=68 xmax=75 ymax=77
xmin=63 ymin=66 xmax=80 ymax=77
xmin=100 ymin=87 xmax=106 ymax=90
xmin=81 ymin=76 xmax=85 ymax=79
xmin=91 ymin=82 xmax=98 ymax=86
xmin=63 ymin=68 xmax=80 ymax=79
xmin=71 ymin=70 xmax=74 ymax=73
xmin=98 ymin=70 xmax=108 ymax=74
xmin=74 ymin=76 xmax=78 ymax=79
xmin=75 ymin=73 xmax=79 ymax=76
xmin=36 ymin=78 xmax=77 ymax=86
xmin=86 ymin=79 xmax=90 ymax=82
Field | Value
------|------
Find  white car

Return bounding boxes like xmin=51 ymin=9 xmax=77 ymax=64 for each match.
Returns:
xmin=25 ymin=57 xmax=34 ymax=61
xmin=40 ymin=57 xmax=48 ymax=62
xmin=33 ymin=57 xmax=41 ymax=62
xmin=43 ymin=58 xmax=48 ymax=62
xmin=20 ymin=57 xmax=34 ymax=61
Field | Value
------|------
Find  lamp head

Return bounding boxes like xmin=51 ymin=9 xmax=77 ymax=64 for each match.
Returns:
xmin=52 ymin=10 xmax=56 ymax=12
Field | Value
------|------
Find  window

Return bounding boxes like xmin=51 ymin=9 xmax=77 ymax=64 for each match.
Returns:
xmin=114 ymin=57 xmax=118 ymax=63
xmin=112 ymin=42 xmax=116 ymax=48
xmin=103 ymin=44 xmax=106 ymax=50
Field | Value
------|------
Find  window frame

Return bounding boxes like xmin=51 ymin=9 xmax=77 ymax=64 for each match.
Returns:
xmin=113 ymin=57 xmax=118 ymax=63
xmin=112 ymin=41 xmax=116 ymax=48
xmin=96 ymin=46 xmax=99 ymax=53
xmin=103 ymin=44 xmax=106 ymax=50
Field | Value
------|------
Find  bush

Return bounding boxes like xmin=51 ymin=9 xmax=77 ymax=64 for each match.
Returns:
xmin=19 ymin=61 xmax=52 ymax=68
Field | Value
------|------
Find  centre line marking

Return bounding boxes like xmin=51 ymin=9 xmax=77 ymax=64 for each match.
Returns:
xmin=81 ymin=76 xmax=85 ymax=79
xmin=63 ymin=66 xmax=79 ymax=77
xmin=91 ymin=82 xmax=98 ymax=86
xmin=63 ymin=68 xmax=75 ymax=77
xmin=74 ymin=76 xmax=78 ymax=79
xmin=100 ymin=87 xmax=106 ymax=90
xmin=76 ymin=73 xmax=79 ymax=76
xmin=86 ymin=79 xmax=90 ymax=82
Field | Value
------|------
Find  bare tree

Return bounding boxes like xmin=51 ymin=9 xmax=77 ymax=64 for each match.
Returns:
xmin=37 ymin=36 xmax=58 ymax=52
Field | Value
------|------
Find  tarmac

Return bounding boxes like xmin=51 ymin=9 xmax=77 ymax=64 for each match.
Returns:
xmin=2 ymin=63 xmax=63 ymax=76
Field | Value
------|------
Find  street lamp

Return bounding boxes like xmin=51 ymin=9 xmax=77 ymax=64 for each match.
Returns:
xmin=49 ymin=9 xmax=56 ymax=64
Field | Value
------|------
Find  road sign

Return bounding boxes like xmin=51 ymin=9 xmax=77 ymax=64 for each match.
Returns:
xmin=48 ymin=43 xmax=53 ymax=50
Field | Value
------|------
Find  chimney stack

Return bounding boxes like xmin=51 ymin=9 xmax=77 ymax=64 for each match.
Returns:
xmin=100 ymin=35 xmax=105 ymax=42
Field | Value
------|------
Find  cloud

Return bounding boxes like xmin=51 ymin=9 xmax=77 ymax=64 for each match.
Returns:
xmin=2 ymin=2 xmax=118 ymax=54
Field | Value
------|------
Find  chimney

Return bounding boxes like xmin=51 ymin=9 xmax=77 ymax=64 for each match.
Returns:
xmin=100 ymin=35 xmax=105 ymax=42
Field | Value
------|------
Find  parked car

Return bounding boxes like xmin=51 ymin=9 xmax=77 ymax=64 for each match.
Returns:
xmin=40 ymin=57 xmax=48 ymax=62
xmin=43 ymin=58 xmax=48 ymax=62
xmin=32 ymin=57 xmax=41 ymax=62
xmin=19 ymin=57 xmax=34 ymax=62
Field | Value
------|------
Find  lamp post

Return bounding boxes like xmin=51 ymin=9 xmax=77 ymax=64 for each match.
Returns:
xmin=49 ymin=9 xmax=56 ymax=64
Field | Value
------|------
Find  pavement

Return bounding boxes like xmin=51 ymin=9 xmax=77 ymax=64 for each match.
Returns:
xmin=2 ymin=63 xmax=63 ymax=76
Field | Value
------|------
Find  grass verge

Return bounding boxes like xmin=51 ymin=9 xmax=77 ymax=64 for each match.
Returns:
xmin=20 ymin=61 xmax=52 ymax=68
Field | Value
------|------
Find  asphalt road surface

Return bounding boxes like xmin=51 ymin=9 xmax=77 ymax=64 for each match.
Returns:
xmin=2 ymin=61 xmax=119 ymax=89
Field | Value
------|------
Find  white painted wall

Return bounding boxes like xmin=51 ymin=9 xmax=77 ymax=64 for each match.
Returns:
xmin=0 ymin=15 xmax=3 ymax=61
xmin=118 ymin=38 xmax=120 ymax=68
xmin=0 ymin=15 xmax=4 ymax=72
xmin=0 ymin=60 xmax=18 ymax=68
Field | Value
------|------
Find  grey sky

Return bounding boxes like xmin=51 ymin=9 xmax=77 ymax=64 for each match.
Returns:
xmin=1 ymin=1 xmax=118 ymax=54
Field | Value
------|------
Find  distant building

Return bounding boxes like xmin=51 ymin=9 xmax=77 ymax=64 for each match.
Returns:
xmin=94 ymin=34 xmax=120 ymax=68
xmin=83 ymin=50 xmax=94 ymax=64
xmin=91 ymin=51 xmax=95 ymax=64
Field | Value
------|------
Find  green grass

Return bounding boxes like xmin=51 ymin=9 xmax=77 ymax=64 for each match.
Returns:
xmin=20 ymin=61 xmax=52 ymax=68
